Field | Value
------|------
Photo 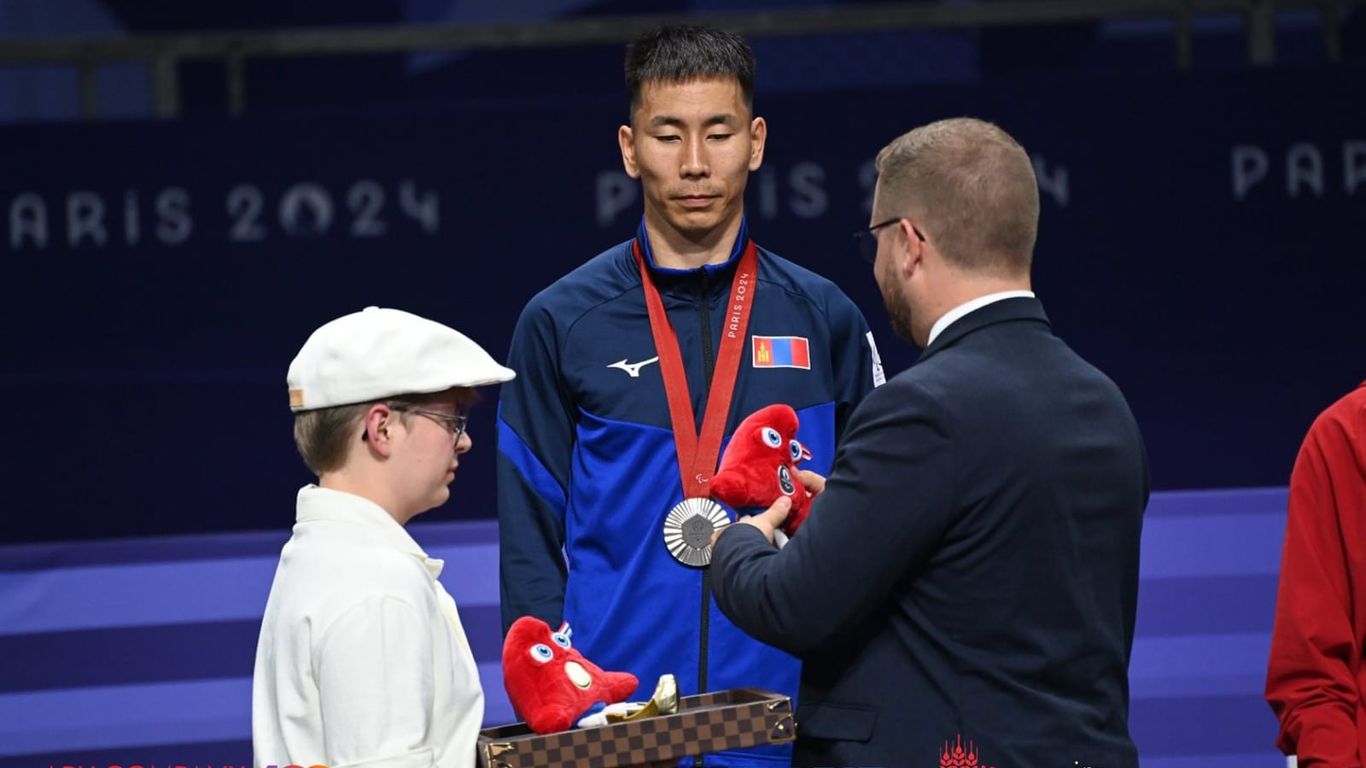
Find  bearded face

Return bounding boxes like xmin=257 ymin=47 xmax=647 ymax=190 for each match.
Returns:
xmin=877 ymin=246 xmax=919 ymax=346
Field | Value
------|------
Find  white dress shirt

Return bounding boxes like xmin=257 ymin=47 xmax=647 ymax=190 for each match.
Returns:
xmin=927 ymin=290 xmax=1037 ymax=347
xmin=253 ymin=485 xmax=483 ymax=768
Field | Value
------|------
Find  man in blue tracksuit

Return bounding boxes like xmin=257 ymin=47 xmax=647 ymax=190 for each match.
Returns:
xmin=497 ymin=25 xmax=879 ymax=766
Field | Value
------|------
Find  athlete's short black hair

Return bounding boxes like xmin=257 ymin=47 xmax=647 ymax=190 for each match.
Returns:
xmin=625 ymin=25 xmax=756 ymax=115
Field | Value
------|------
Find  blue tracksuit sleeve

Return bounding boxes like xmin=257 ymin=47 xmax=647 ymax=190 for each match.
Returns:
xmin=497 ymin=299 xmax=575 ymax=634
xmin=827 ymin=291 xmax=881 ymax=437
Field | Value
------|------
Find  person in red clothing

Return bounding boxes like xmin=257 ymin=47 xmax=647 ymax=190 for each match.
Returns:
xmin=1267 ymin=380 xmax=1366 ymax=766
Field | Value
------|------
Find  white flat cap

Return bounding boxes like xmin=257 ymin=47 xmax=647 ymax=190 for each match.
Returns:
xmin=287 ymin=306 xmax=515 ymax=411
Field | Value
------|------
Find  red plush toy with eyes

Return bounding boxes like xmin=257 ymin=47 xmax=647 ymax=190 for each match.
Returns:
xmin=710 ymin=403 xmax=814 ymax=536
xmin=502 ymin=616 xmax=638 ymax=734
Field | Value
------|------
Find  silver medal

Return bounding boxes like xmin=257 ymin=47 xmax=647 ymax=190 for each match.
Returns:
xmin=662 ymin=497 xmax=731 ymax=567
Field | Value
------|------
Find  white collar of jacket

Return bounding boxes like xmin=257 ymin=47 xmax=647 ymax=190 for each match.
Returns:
xmin=294 ymin=485 xmax=445 ymax=579
xmin=928 ymin=290 xmax=1037 ymax=347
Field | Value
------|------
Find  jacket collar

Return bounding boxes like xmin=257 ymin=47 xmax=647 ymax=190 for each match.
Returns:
xmin=915 ymin=296 xmax=1050 ymax=365
xmin=295 ymin=485 xmax=445 ymax=579
xmin=635 ymin=215 xmax=748 ymax=294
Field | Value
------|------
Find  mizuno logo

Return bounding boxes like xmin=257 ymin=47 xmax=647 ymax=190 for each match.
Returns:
xmin=607 ymin=356 xmax=660 ymax=378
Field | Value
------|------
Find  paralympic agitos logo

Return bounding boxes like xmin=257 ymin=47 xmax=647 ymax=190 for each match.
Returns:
xmin=940 ymin=733 xmax=999 ymax=768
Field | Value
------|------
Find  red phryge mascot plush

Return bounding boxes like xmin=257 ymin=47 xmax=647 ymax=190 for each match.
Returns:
xmin=502 ymin=616 xmax=638 ymax=734
xmin=710 ymin=403 xmax=814 ymax=536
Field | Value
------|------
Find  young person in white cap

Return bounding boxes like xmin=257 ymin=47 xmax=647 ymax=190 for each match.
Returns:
xmin=253 ymin=306 xmax=515 ymax=768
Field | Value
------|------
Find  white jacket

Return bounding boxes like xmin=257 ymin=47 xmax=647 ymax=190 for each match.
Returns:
xmin=253 ymin=485 xmax=482 ymax=768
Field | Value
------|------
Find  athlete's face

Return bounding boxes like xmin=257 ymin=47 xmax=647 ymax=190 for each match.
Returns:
xmin=618 ymin=77 xmax=766 ymax=240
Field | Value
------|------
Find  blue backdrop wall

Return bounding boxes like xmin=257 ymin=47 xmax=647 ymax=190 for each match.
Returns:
xmin=2 ymin=63 xmax=1364 ymax=766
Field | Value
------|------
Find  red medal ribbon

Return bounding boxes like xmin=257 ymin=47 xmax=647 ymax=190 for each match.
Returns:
xmin=633 ymin=238 xmax=758 ymax=498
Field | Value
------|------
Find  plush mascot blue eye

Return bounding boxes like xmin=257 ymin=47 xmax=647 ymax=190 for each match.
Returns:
xmin=551 ymin=632 xmax=572 ymax=649
xmin=530 ymin=644 xmax=553 ymax=663
xmin=789 ymin=440 xmax=803 ymax=461
xmin=762 ymin=427 xmax=782 ymax=448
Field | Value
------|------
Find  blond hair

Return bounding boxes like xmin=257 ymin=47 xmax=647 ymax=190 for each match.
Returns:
xmin=292 ymin=389 xmax=478 ymax=476
xmin=292 ymin=403 xmax=371 ymax=475
xmin=874 ymin=117 xmax=1038 ymax=276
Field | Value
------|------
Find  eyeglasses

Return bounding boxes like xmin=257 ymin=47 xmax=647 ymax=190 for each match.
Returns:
xmin=411 ymin=408 xmax=469 ymax=441
xmin=389 ymin=403 xmax=469 ymax=442
xmin=853 ymin=217 xmax=926 ymax=264
xmin=360 ymin=403 xmax=470 ymax=443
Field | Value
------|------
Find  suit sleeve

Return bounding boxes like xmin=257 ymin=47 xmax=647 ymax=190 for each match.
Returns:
xmin=825 ymin=289 xmax=880 ymax=438
xmin=497 ymin=300 xmax=576 ymax=635
xmin=1266 ymin=409 xmax=1364 ymax=767
xmin=711 ymin=378 xmax=956 ymax=656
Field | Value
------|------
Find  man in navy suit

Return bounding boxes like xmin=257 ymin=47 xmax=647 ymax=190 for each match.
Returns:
xmin=710 ymin=117 xmax=1148 ymax=768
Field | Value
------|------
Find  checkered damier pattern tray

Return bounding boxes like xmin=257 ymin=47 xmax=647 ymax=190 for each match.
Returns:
xmin=477 ymin=688 xmax=795 ymax=768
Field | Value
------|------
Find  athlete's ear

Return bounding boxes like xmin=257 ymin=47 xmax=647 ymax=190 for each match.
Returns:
xmin=748 ymin=116 xmax=767 ymax=172
xmin=619 ymin=124 xmax=640 ymax=179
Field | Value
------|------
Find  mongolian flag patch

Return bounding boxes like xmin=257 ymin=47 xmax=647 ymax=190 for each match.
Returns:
xmin=752 ymin=336 xmax=811 ymax=370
